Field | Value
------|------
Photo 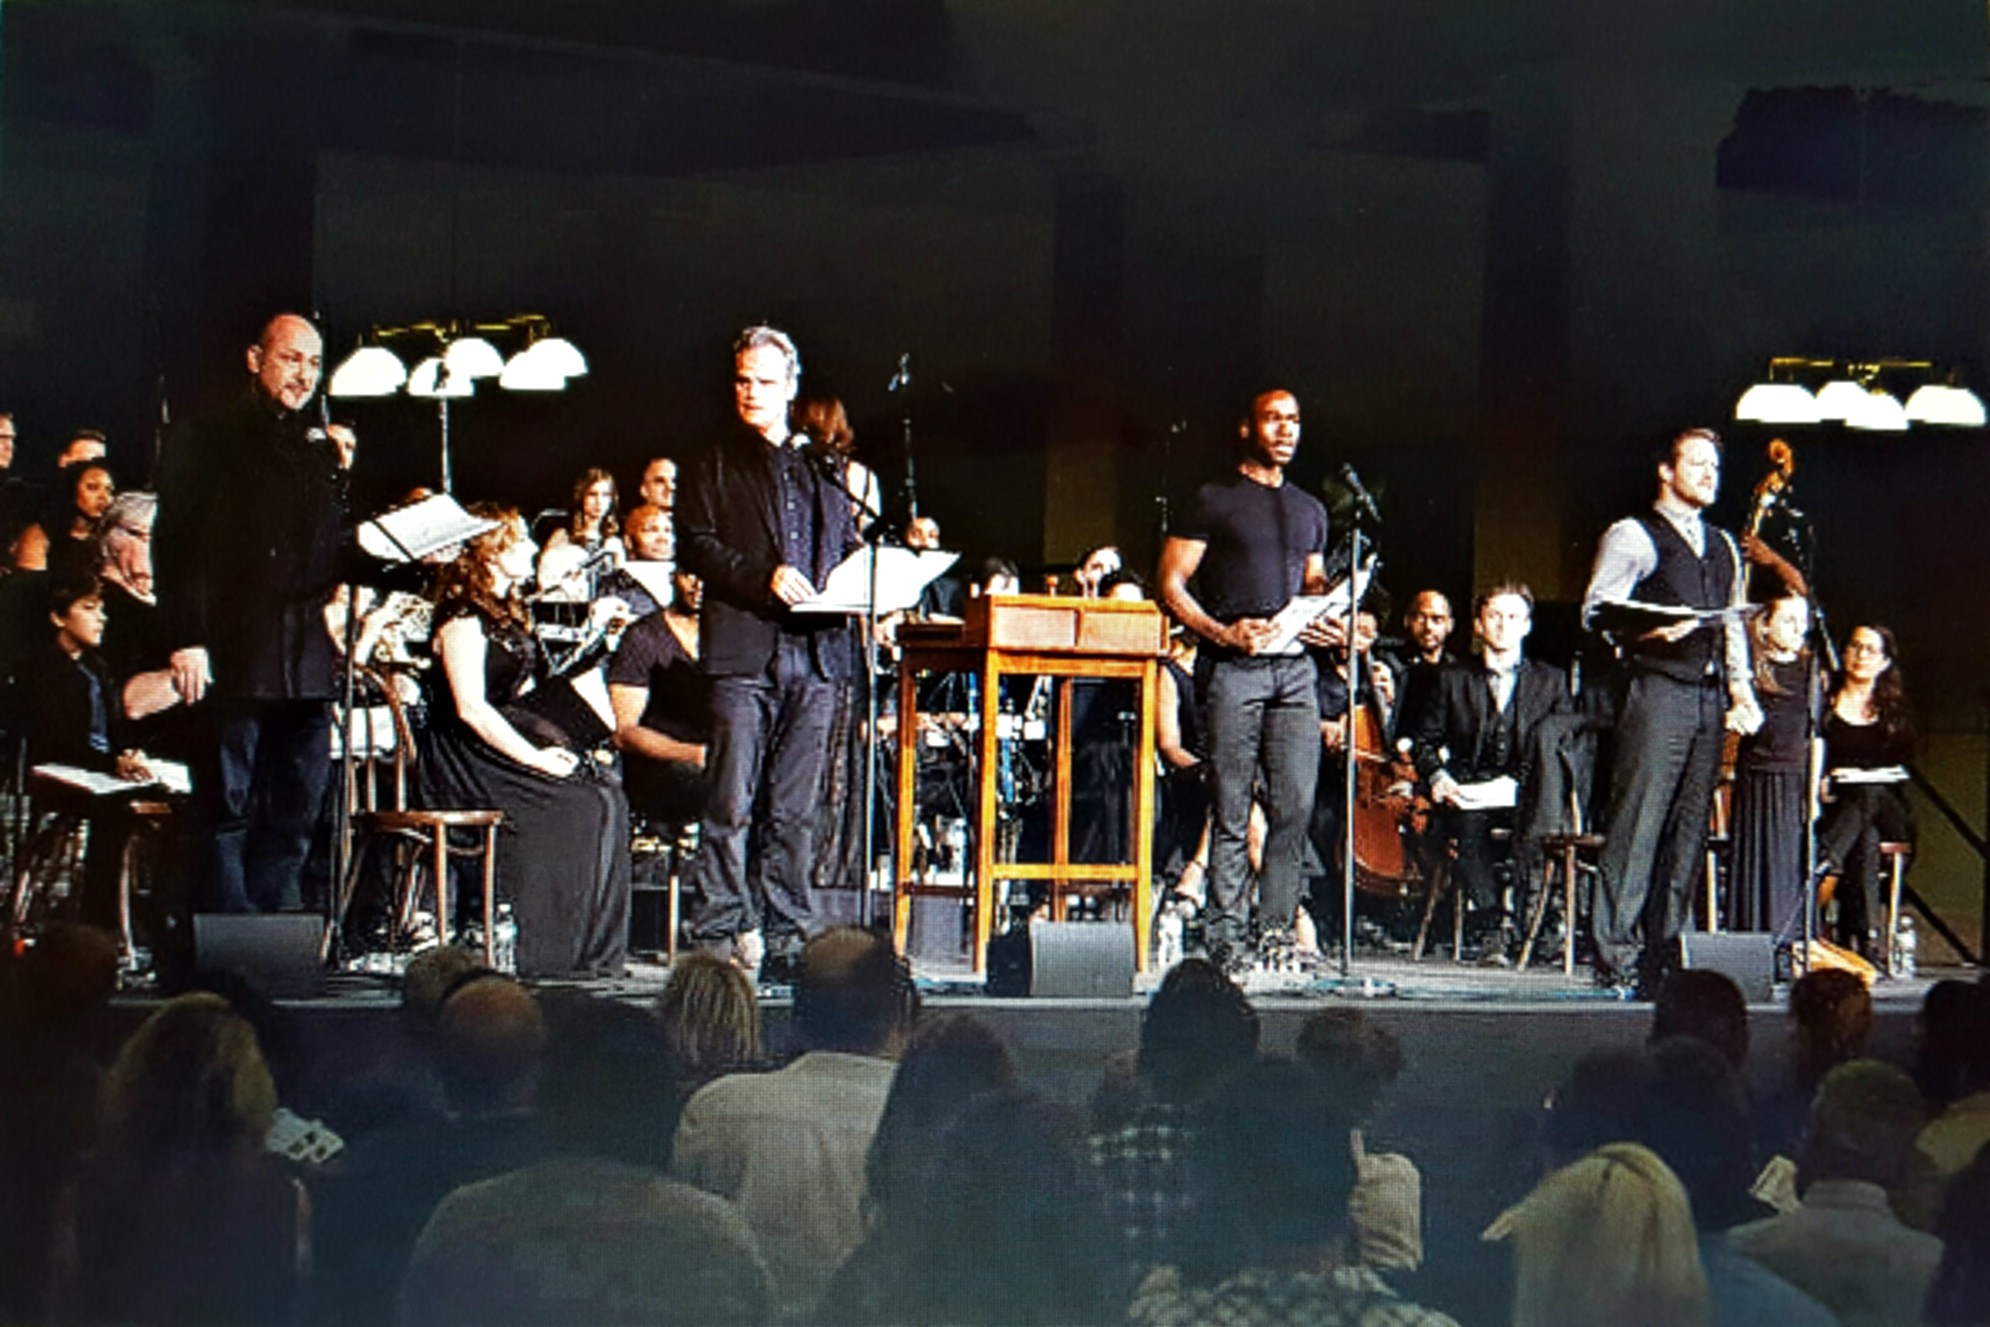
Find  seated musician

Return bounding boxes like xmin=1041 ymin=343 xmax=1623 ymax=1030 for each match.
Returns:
xmin=1308 ymin=606 xmax=1398 ymax=946
xmin=1411 ymin=583 xmax=1571 ymax=954
xmin=905 ymin=516 xmax=964 ymax=620
xmin=592 ymin=501 xmax=674 ymax=621
xmin=606 ymin=568 xmax=709 ymax=829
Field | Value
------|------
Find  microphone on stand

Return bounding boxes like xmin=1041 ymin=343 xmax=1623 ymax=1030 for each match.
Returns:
xmin=887 ymin=353 xmax=911 ymax=393
xmin=1338 ymin=463 xmax=1384 ymax=527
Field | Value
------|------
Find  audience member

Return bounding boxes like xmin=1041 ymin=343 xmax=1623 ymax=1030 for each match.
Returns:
xmin=0 ymin=925 xmax=120 ymax=1322
xmin=399 ymin=995 xmax=771 ymax=1326
xmin=1132 ymin=1056 xmax=1460 ymax=1327
xmin=320 ymin=947 xmax=482 ymax=1141
xmin=1296 ymin=1008 xmax=1424 ymax=1273
xmin=1540 ymin=1046 xmax=1661 ymax=1169
xmin=1486 ymin=1141 xmax=1710 ymax=1327
xmin=1639 ymin=1037 xmax=1838 ymax=1327
xmin=1088 ymin=959 xmax=1258 ymax=1283
xmin=1728 ymin=1060 xmax=1940 ymax=1327
xmin=1913 ymin=979 xmax=1985 ymax=1114
xmin=671 ymin=926 xmax=914 ymax=1320
xmin=1899 ymin=982 xmax=1990 ymax=1231
xmin=655 ymin=950 xmax=763 ymax=1096
xmin=1756 ymin=968 xmax=1874 ymax=1166
xmin=1922 ymin=1142 xmax=1990 ymax=1326
xmin=1651 ymin=967 xmax=1751 ymax=1071
xmin=819 ymin=1013 xmax=1021 ymax=1325
xmin=13 ymin=458 xmax=115 ymax=581
xmin=847 ymin=1089 xmax=1119 ymax=1326
xmin=50 ymin=992 xmax=309 ymax=1326
xmin=311 ymin=973 xmax=551 ymax=1325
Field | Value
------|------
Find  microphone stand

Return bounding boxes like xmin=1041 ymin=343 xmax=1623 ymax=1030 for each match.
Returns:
xmin=1339 ymin=511 xmax=1376 ymax=981
xmin=1790 ymin=508 xmax=1833 ymax=976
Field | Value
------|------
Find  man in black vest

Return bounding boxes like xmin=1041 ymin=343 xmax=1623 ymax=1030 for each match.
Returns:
xmin=679 ymin=326 xmax=860 ymax=977
xmin=1411 ymin=583 xmax=1570 ymax=951
xmin=1582 ymin=428 xmax=1761 ymax=991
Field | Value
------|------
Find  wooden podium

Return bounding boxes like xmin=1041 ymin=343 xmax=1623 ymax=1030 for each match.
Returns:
xmin=894 ymin=594 xmax=1165 ymax=973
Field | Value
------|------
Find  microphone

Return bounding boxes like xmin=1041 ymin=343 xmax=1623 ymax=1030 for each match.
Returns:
xmin=887 ymin=353 xmax=911 ymax=393
xmin=1338 ymin=463 xmax=1383 ymax=527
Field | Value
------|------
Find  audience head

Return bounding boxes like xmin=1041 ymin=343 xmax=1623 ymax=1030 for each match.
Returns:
xmin=1295 ymin=1008 xmax=1405 ymax=1125
xmin=6 ymin=923 xmax=119 ymax=1038
xmin=99 ymin=992 xmax=277 ymax=1156
xmin=1187 ymin=1056 xmax=1356 ymax=1283
xmin=1788 ymin=968 xmax=1872 ymax=1087
xmin=792 ymin=926 xmax=916 ymax=1056
xmin=1799 ymin=1059 xmax=1926 ymax=1189
xmin=866 ymin=1013 xmax=1018 ymax=1216
xmin=536 ymin=992 xmax=676 ymax=1169
xmin=433 ymin=972 xmax=545 ymax=1115
xmin=400 ymin=947 xmax=485 ymax=1025
xmin=1488 ymin=1142 xmax=1709 ymax=1327
xmin=655 ymin=951 xmax=762 ymax=1088
xmin=623 ymin=502 xmax=673 ymax=563
xmin=1541 ymin=1047 xmax=1658 ymax=1170
xmin=638 ymin=455 xmax=677 ymax=509
xmin=1924 ymin=1142 xmax=1990 ymax=1325
xmin=568 ymin=466 xmax=620 ymax=542
xmin=795 ymin=395 xmax=855 ymax=458
xmin=1650 ymin=968 xmax=1750 ymax=1070
xmin=882 ymin=1089 xmax=1115 ymax=1325
xmin=246 ymin=313 xmax=323 ymax=413
xmin=93 ymin=490 xmax=157 ymax=597
xmin=58 ymin=429 xmax=108 ymax=469
xmin=1640 ymin=1035 xmax=1763 ymax=1232
xmin=1916 ymin=979 xmax=1990 ymax=1110
xmin=1136 ymin=958 xmax=1260 ymax=1106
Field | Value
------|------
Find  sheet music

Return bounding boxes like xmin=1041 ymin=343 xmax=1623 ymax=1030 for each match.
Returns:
xmin=357 ymin=494 xmax=497 ymax=564
xmin=1258 ymin=595 xmax=1339 ymax=656
xmin=1829 ymin=765 xmax=1909 ymax=785
xmin=33 ymin=759 xmax=189 ymax=797
xmin=791 ymin=547 xmax=960 ymax=615
xmin=1448 ymin=775 xmax=1518 ymax=811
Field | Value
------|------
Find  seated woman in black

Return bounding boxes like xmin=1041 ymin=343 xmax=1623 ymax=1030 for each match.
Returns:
xmin=1817 ymin=623 xmax=1915 ymax=959
xmin=424 ymin=505 xmax=630 ymax=978
xmin=606 ymin=568 xmax=710 ymax=828
xmin=12 ymin=460 xmax=115 ymax=583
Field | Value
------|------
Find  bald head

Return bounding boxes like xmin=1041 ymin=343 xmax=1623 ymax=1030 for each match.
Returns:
xmin=247 ymin=313 xmax=323 ymax=413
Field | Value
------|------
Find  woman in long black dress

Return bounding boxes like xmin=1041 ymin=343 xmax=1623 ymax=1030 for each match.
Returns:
xmin=1727 ymin=594 xmax=1819 ymax=937
xmin=1817 ymin=623 xmax=1915 ymax=958
xmin=425 ymin=505 xmax=630 ymax=977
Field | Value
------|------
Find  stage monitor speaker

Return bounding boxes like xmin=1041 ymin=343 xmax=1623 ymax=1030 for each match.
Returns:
xmin=1023 ymin=920 xmax=1134 ymax=998
xmin=192 ymin=914 xmax=326 ymax=1000
xmin=1680 ymin=931 xmax=1775 ymax=1004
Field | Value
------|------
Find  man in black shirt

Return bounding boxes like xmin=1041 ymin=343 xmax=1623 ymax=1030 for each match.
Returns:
xmin=607 ymin=568 xmax=709 ymax=827
xmin=154 ymin=312 xmax=355 ymax=913
xmin=1159 ymin=388 xmax=1331 ymax=971
xmin=678 ymin=326 xmax=860 ymax=977
xmin=1395 ymin=590 xmax=1457 ymax=741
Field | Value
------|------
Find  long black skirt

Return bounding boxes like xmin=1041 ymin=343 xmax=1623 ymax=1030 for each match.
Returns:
xmin=1727 ymin=766 xmax=1806 ymax=937
xmin=421 ymin=729 xmax=631 ymax=978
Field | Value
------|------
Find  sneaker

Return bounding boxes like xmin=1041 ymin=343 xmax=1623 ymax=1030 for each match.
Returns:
xmin=730 ymin=928 xmax=765 ymax=978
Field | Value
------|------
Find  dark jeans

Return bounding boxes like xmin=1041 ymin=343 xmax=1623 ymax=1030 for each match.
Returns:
xmin=688 ymin=647 xmax=836 ymax=952
xmin=1592 ymin=672 xmax=1726 ymax=979
xmin=1817 ymin=783 xmax=1914 ymax=949
xmin=197 ymin=698 xmax=335 ymax=914
xmin=1201 ymin=654 xmax=1319 ymax=952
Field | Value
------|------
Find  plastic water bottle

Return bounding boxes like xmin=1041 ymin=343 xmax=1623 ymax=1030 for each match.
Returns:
xmin=1894 ymin=916 xmax=1917 ymax=980
xmin=492 ymin=904 xmax=518 ymax=975
xmin=1155 ymin=901 xmax=1184 ymax=971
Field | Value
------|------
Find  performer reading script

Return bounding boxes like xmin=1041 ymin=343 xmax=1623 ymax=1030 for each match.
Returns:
xmin=1582 ymin=428 xmax=1761 ymax=992
xmin=679 ymin=326 xmax=860 ymax=979
xmin=1159 ymin=388 xmax=1330 ymax=973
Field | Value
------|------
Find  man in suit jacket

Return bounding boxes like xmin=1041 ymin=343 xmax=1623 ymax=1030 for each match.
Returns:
xmin=678 ymin=326 xmax=860 ymax=977
xmin=1412 ymin=583 xmax=1570 ymax=948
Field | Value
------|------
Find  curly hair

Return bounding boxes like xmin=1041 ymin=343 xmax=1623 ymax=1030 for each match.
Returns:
xmin=1840 ymin=623 xmax=1913 ymax=744
xmin=431 ymin=503 xmax=531 ymax=633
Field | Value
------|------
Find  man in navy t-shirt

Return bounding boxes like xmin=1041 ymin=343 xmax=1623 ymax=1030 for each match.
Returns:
xmin=1158 ymin=388 xmax=1332 ymax=971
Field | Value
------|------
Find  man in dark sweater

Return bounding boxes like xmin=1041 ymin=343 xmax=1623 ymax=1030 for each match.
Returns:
xmin=1582 ymin=428 xmax=1761 ymax=992
xmin=1158 ymin=388 xmax=1331 ymax=972
xmin=153 ymin=312 xmax=355 ymax=914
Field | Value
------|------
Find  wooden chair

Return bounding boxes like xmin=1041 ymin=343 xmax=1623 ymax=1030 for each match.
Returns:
xmin=337 ymin=666 xmax=502 ymax=967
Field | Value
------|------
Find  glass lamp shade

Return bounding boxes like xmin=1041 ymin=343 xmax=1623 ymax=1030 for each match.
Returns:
xmin=1734 ymin=382 xmax=1822 ymax=425
xmin=407 ymin=356 xmax=475 ymax=399
xmin=327 ymin=346 xmax=408 ymax=398
xmin=498 ymin=345 xmax=569 ymax=392
xmin=1843 ymin=388 xmax=1909 ymax=432
xmin=529 ymin=337 xmax=588 ymax=377
xmin=1903 ymin=384 xmax=1987 ymax=427
xmin=443 ymin=335 xmax=505 ymax=379
xmin=1813 ymin=379 xmax=1869 ymax=422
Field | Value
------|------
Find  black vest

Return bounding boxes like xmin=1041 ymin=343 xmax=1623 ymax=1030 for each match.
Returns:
xmin=1630 ymin=512 xmax=1735 ymax=681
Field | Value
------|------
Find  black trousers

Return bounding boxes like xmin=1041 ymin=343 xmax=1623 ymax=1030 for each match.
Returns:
xmin=1592 ymin=672 xmax=1725 ymax=979
xmin=195 ymin=698 xmax=335 ymax=914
